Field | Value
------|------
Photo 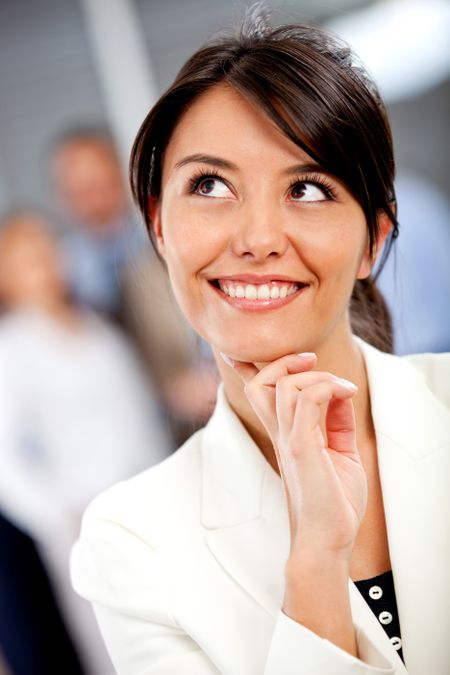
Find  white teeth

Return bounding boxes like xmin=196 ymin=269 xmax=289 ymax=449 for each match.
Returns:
xmin=257 ymin=284 xmax=271 ymax=299
xmin=218 ymin=281 xmax=300 ymax=300
xmin=245 ymin=284 xmax=257 ymax=299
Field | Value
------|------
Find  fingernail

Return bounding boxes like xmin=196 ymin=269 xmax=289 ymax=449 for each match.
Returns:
xmin=297 ymin=352 xmax=315 ymax=359
xmin=220 ymin=352 xmax=235 ymax=367
xmin=338 ymin=378 xmax=358 ymax=391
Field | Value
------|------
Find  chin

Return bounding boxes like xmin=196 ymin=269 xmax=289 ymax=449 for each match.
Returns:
xmin=219 ymin=339 xmax=312 ymax=365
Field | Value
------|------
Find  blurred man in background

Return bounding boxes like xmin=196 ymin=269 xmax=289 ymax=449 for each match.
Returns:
xmin=50 ymin=127 xmax=142 ymax=319
xmin=50 ymin=128 xmax=219 ymax=445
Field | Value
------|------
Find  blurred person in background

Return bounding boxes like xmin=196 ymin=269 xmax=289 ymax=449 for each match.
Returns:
xmin=49 ymin=127 xmax=143 ymax=320
xmin=0 ymin=210 xmax=171 ymax=674
xmin=50 ymin=128 xmax=219 ymax=445
xmin=0 ymin=510 xmax=85 ymax=675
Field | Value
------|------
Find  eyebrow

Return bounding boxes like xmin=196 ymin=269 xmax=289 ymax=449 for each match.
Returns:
xmin=173 ymin=153 xmax=327 ymax=177
xmin=174 ymin=154 xmax=238 ymax=171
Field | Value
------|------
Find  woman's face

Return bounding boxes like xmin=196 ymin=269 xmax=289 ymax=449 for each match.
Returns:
xmin=154 ymin=84 xmax=374 ymax=362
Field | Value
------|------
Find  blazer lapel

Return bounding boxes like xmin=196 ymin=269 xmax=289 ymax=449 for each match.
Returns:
xmin=201 ymin=386 xmax=290 ymax=616
xmin=202 ymin=345 xmax=450 ymax=674
xmin=359 ymin=340 xmax=450 ymax=675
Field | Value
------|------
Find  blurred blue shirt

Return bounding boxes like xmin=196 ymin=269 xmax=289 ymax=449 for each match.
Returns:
xmin=61 ymin=210 xmax=147 ymax=314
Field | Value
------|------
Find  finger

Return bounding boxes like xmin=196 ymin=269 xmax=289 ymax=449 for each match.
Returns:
xmin=219 ymin=352 xmax=316 ymax=437
xmin=227 ymin=351 xmax=317 ymax=388
xmin=251 ymin=352 xmax=317 ymax=388
xmin=221 ymin=356 xmax=259 ymax=384
xmin=243 ymin=352 xmax=317 ymax=409
xmin=290 ymin=380 xmax=357 ymax=455
xmin=325 ymin=397 xmax=357 ymax=454
xmin=242 ymin=353 xmax=317 ymax=438
xmin=275 ymin=372 xmax=357 ymax=425
xmin=275 ymin=373 xmax=357 ymax=440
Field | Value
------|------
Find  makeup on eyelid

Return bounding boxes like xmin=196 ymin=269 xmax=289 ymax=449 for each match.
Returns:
xmin=186 ymin=168 xmax=337 ymax=202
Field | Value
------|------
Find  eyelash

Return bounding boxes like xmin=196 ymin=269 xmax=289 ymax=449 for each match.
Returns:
xmin=187 ymin=168 xmax=337 ymax=200
xmin=187 ymin=168 xmax=227 ymax=194
xmin=289 ymin=172 xmax=337 ymax=201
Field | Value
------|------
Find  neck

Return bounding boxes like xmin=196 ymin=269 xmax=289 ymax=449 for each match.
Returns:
xmin=214 ymin=325 xmax=373 ymax=474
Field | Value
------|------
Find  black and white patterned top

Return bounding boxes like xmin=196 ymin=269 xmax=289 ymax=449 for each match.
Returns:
xmin=354 ymin=570 xmax=404 ymax=663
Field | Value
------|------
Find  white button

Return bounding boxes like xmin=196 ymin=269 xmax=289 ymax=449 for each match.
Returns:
xmin=379 ymin=611 xmax=393 ymax=625
xmin=369 ymin=585 xmax=383 ymax=600
xmin=390 ymin=636 xmax=402 ymax=650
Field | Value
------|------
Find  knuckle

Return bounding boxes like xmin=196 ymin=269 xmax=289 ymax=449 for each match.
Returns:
xmin=244 ymin=378 xmax=262 ymax=403
xmin=243 ymin=381 xmax=254 ymax=398
xmin=277 ymin=375 xmax=292 ymax=392
xmin=287 ymin=437 xmax=302 ymax=458
xmin=298 ymin=388 xmax=316 ymax=402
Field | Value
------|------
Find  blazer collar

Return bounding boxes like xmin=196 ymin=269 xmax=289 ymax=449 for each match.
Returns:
xmin=356 ymin=337 xmax=450 ymax=456
xmin=201 ymin=339 xmax=450 ymax=530
xmin=357 ymin=339 xmax=450 ymax=674
xmin=200 ymin=384 xmax=275 ymax=529
xmin=201 ymin=341 xmax=449 ymax=673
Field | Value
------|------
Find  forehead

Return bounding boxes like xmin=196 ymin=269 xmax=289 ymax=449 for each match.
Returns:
xmin=162 ymin=83 xmax=314 ymax=178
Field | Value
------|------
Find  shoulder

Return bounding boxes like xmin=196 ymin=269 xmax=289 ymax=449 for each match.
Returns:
xmin=79 ymin=427 xmax=205 ymax=542
xmin=401 ymin=351 xmax=450 ymax=408
xmin=357 ymin=337 xmax=450 ymax=409
xmin=71 ymin=430 xmax=205 ymax=614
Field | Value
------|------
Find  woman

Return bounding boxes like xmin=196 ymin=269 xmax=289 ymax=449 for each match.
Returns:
xmin=71 ymin=9 xmax=450 ymax=675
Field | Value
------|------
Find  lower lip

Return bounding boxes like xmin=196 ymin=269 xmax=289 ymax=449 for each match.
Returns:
xmin=210 ymin=284 xmax=308 ymax=312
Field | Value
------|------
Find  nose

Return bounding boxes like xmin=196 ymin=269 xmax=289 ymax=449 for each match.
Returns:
xmin=231 ymin=200 xmax=289 ymax=261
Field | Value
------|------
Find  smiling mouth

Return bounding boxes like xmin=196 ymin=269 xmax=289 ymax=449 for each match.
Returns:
xmin=210 ymin=278 xmax=308 ymax=302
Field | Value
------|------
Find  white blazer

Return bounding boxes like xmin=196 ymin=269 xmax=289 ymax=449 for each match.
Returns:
xmin=71 ymin=339 xmax=450 ymax=675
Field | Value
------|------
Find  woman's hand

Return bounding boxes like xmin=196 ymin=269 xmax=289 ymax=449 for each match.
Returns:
xmin=225 ymin=352 xmax=367 ymax=654
xmin=228 ymin=352 xmax=368 ymax=561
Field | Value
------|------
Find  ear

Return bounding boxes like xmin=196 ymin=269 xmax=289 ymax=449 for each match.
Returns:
xmin=357 ymin=211 xmax=392 ymax=280
xmin=148 ymin=196 xmax=165 ymax=259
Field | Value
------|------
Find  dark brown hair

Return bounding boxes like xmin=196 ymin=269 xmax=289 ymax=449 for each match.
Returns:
xmin=130 ymin=6 xmax=399 ymax=352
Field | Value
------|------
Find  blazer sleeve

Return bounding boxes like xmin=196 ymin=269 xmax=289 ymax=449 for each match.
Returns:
xmin=72 ymin=507 xmax=398 ymax=675
xmin=265 ymin=611 xmax=396 ymax=675
xmin=71 ymin=513 xmax=221 ymax=675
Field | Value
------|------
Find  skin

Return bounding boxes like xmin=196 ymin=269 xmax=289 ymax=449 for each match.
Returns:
xmin=51 ymin=138 xmax=128 ymax=232
xmin=0 ymin=215 xmax=81 ymax=330
xmin=151 ymin=83 xmax=392 ymax=657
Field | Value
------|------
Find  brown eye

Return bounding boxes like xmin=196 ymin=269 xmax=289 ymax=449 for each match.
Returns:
xmin=290 ymin=181 xmax=330 ymax=202
xmin=198 ymin=178 xmax=216 ymax=195
xmin=192 ymin=176 xmax=232 ymax=198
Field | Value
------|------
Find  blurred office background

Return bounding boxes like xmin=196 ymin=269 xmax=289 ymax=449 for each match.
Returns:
xmin=0 ymin=0 xmax=448 ymax=213
xmin=0 ymin=0 xmax=449 ymax=353
xmin=0 ymin=1 xmax=448 ymax=673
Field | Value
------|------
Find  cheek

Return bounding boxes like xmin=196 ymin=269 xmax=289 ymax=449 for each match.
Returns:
xmin=303 ymin=221 xmax=367 ymax=282
xmin=161 ymin=199 xmax=228 ymax=271
xmin=161 ymin=201 xmax=198 ymax=270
